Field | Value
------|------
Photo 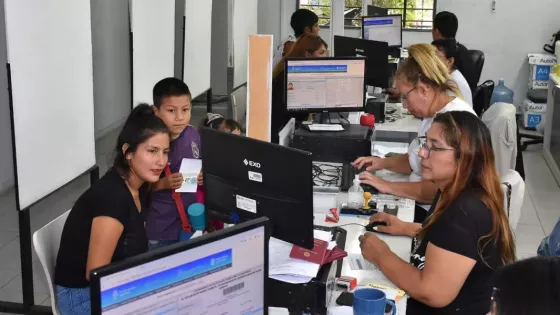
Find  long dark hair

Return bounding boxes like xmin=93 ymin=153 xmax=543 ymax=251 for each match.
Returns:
xmin=113 ymin=104 xmax=170 ymax=177
xmin=432 ymin=38 xmax=460 ymax=70
xmin=419 ymin=111 xmax=516 ymax=265
xmin=493 ymin=257 xmax=560 ymax=315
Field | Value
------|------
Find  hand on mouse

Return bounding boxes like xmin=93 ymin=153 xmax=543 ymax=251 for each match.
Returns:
xmin=359 ymin=172 xmax=390 ymax=194
xmin=352 ymin=156 xmax=385 ymax=172
xmin=359 ymin=232 xmax=390 ymax=265
xmin=369 ymin=212 xmax=406 ymax=236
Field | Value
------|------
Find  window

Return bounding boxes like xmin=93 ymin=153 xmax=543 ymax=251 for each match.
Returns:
xmin=298 ymin=0 xmax=436 ymax=31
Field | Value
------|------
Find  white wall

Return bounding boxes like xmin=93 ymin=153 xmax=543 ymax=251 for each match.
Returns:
xmin=439 ymin=0 xmax=560 ymax=105
xmin=90 ymin=0 xmax=132 ymax=138
xmin=0 ymin=0 xmax=14 ymax=193
xmin=274 ymin=0 xmax=560 ymax=106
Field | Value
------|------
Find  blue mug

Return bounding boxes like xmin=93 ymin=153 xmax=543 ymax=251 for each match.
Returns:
xmin=353 ymin=288 xmax=396 ymax=315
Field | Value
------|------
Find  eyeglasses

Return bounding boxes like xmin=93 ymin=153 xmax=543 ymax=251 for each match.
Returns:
xmin=399 ymin=87 xmax=416 ymax=105
xmin=415 ymin=136 xmax=454 ymax=159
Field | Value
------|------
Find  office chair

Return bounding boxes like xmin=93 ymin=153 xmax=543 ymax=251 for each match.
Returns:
xmin=33 ymin=210 xmax=71 ymax=315
xmin=468 ymin=50 xmax=485 ymax=85
xmin=473 ymin=80 xmax=495 ymax=116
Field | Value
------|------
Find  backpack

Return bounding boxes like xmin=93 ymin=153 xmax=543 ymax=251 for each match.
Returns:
xmin=544 ymin=29 xmax=560 ymax=54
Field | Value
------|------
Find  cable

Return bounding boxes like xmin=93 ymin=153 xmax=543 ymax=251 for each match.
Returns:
xmin=338 ymin=113 xmax=350 ymax=126
xmin=312 ymin=163 xmax=342 ymax=187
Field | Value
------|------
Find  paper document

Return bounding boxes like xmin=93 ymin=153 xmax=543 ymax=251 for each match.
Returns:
xmin=348 ymin=254 xmax=379 ymax=271
xmin=308 ymin=124 xmax=344 ymax=131
xmin=176 ymin=158 xmax=202 ymax=193
xmin=269 ymin=238 xmax=321 ymax=284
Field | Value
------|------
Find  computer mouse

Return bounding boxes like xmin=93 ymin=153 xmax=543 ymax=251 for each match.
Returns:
xmin=365 ymin=221 xmax=387 ymax=232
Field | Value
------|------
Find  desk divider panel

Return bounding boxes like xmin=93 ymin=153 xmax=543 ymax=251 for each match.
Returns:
xmin=246 ymin=35 xmax=273 ymax=142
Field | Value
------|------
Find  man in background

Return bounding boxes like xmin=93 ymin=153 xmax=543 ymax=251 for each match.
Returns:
xmin=432 ymin=11 xmax=479 ymax=92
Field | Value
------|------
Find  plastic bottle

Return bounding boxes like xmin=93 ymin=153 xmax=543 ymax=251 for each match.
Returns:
xmin=348 ymin=175 xmax=364 ymax=208
xmin=489 ymin=78 xmax=514 ymax=105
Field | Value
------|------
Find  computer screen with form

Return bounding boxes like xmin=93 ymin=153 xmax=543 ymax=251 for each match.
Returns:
xmin=362 ymin=15 xmax=402 ymax=47
xmin=94 ymin=226 xmax=266 ymax=315
xmin=285 ymin=57 xmax=365 ymax=113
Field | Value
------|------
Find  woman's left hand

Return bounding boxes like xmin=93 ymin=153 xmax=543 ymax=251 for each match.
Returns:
xmin=359 ymin=172 xmax=390 ymax=194
xmin=359 ymin=232 xmax=390 ymax=265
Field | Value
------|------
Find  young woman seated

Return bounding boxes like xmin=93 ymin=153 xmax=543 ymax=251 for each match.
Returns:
xmin=359 ymin=111 xmax=516 ymax=315
xmin=271 ymin=33 xmax=328 ymax=143
xmin=432 ymin=38 xmax=473 ymax=106
xmin=54 ymin=104 xmax=170 ymax=315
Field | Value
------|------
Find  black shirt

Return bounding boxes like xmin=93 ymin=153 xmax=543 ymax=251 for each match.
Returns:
xmin=407 ymin=190 xmax=501 ymax=315
xmin=55 ymin=169 xmax=149 ymax=288
xmin=456 ymin=42 xmax=479 ymax=93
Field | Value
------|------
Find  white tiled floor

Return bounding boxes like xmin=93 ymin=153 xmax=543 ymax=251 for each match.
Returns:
xmin=0 ymin=122 xmax=557 ymax=313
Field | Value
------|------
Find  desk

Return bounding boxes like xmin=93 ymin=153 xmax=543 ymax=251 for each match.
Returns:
xmin=313 ymin=170 xmax=415 ymax=314
xmin=348 ymin=103 xmax=421 ymax=143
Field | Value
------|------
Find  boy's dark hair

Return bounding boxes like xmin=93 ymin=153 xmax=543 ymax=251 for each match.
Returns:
xmin=153 ymin=77 xmax=191 ymax=108
xmin=290 ymin=9 xmax=319 ymax=37
xmin=433 ymin=11 xmax=458 ymax=39
xmin=199 ymin=113 xmax=242 ymax=133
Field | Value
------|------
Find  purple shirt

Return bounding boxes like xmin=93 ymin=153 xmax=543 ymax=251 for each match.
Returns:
xmin=146 ymin=126 xmax=201 ymax=241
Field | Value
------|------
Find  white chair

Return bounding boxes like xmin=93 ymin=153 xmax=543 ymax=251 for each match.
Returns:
xmin=481 ymin=102 xmax=518 ymax=178
xmin=501 ymin=170 xmax=524 ymax=232
xmin=32 ymin=210 xmax=71 ymax=315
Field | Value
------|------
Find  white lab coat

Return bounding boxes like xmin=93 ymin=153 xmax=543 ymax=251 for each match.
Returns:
xmin=481 ymin=102 xmax=518 ymax=178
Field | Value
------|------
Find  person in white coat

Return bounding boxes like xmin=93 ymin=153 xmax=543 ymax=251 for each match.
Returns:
xmin=432 ymin=38 xmax=473 ymax=107
xmin=353 ymin=43 xmax=476 ymax=222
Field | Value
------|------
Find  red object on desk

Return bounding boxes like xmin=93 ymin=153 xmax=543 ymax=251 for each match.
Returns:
xmin=360 ymin=113 xmax=375 ymax=128
xmin=290 ymin=239 xmax=329 ymax=264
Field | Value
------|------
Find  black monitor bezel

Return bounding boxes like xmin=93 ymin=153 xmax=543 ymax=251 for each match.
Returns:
xmin=361 ymin=14 xmax=403 ymax=48
xmin=89 ymin=217 xmax=270 ymax=315
xmin=284 ymin=56 xmax=367 ymax=114
xmin=333 ymin=35 xmax=390 ymax=89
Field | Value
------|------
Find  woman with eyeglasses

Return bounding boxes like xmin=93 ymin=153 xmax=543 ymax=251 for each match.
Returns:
xmin=489 ymin=256 xmax=560 ymax=315
xmin=353 ymin=43 xmax=476 ymax=223
xmin=359 ymin=111 xmax=515 ymax=315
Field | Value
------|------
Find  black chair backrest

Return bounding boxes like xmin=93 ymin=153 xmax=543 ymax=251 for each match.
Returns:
xmin=468 ymin=50 xmax=485 ymax=86
xmin=473 ymin=80 xmax=495 ymax=116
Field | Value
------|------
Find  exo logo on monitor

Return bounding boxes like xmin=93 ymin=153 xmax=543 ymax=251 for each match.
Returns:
xmin=243 ymin=159 xmax=261 ymax=168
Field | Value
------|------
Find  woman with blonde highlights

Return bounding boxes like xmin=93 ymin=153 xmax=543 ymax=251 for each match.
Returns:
xmin=354 ymin=43 xmax=476 ymax=222
xmin=359 ymin=111 xmax=516 ymax=314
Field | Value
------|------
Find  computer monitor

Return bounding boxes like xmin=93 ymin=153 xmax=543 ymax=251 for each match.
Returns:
xmin=285 ymin=57 xmax=366 ymax=113
xmin=362 ymin=14 xmax=403 ymax=47
xmin=200 ymin=127 xmax=315 ymax=249
xmin=334 ymin=35 xmax=389 ymax=88
xmin=90 ymin=218 xmax=269 ymax=315
xmin=367 ymin=5 xmax=388 ymax=16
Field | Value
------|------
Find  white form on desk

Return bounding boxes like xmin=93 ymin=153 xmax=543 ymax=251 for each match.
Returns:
xmin=313 ymin=169 xmax=415 ymax=315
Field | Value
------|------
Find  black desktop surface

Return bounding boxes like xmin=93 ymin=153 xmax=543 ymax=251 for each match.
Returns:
xmin=200 ymin=127 xmax=315 ymax=249
xmin=334 ymin=35 xmax=389 ymax=89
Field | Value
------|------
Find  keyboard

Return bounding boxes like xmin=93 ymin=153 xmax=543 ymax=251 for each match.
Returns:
xmin=340 ymin=163 xmax=378 ymax=194
xmin=305 ymin=124 xmax=345 ymax=132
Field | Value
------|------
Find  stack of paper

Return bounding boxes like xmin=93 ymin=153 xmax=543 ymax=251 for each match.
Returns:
xmin=269 ymin=230 xmax=334 ymax=284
